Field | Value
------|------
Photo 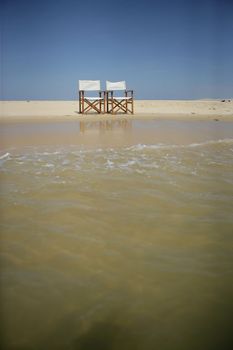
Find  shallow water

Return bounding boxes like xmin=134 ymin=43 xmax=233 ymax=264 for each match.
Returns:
xmin=1 ymin=119 xmax=233 ymax=349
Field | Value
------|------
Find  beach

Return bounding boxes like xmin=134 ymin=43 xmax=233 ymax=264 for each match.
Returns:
xmin=2 ymin=0 xmax=233 ymax=346
xmin=1 ymin=99 xmax=233 ymax=122
xmin=1 ymin=104 xmax=233 ymax=349
xmin=1 ymin=98 xmax=233 ymax=152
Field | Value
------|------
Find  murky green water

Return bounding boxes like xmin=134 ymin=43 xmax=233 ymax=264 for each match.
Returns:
xmin=0 ymin=120 xmax=233 ymax=349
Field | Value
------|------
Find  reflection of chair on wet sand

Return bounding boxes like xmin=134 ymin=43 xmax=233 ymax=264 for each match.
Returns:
xmin=106 ymin=81 xmax=134 ymax=114
xmin=79 ymin=80 xmax=105 ymax=114
xmin=79 ymin=119 xmax=132 ymax=133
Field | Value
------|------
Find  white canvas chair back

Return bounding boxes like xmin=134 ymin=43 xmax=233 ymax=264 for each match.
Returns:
xmin=105 ymin=80 xmax=133 ymax=114
xmin=79 ymin=80 xmax=104 ymax=114
xmin=79 ymin=80 xmax=100 ymax=91
xmin=106 ymin=81 xmax=126 ymax=91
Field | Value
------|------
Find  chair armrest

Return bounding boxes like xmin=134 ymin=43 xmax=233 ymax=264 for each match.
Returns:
xmin=98 ymin=90 xmax=106 ymax=98
xmin=125 ymin=90 xmax=133 ymax=97
xmin=106 ymin=90 xmax=133 ymax=93
xmin=105 ymin=90 xmax=114 ymax=97
xmin=79 ymin=90 xmax=105 ymax=93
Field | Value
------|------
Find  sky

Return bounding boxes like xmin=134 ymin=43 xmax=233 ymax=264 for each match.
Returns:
xmin=1 ymin=0 xmax=233 ymax=100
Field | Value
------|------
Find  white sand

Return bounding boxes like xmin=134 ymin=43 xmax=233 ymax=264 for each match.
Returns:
xmin=0 ymin=100 xmax=233 ymax=122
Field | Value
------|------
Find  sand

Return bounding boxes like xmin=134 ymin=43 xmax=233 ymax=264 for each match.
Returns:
xmin=1 ymin=99 xmax=233 ymax=150
xmin=0 ymin=99 xmax=233 ymax=122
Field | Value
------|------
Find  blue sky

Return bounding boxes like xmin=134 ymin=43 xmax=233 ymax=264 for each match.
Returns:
xmin=1 ymin=0 xmax=233 ymax=100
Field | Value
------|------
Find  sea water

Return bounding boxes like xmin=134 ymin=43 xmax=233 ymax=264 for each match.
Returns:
xmin=0 ymin=120 xmax=233 ymax=349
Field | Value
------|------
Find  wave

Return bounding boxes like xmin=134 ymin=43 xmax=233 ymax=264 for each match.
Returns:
xmin=0 ymin=152 xmax=10 ymax=160
xmin=126 ymin=138 xmax=233 ymax=151
xmin=1 ymin=137 xmax=232 ymax=174
xmin=0 ymin=152 xmax=11 ymax=166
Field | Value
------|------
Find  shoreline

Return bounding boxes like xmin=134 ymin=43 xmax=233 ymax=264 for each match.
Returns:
xmin=1 ymin=100 xmax=233 ymax=123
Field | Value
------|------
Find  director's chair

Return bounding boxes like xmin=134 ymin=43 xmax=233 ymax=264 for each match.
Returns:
xmin=79 ymin=80 xmax=105 ymax=114
xmin=106 ymin=81 xmax=134 ymax=114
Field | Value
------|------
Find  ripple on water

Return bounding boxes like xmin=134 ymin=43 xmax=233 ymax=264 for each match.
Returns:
xmin=1 ymin=139 xmax=233 ymax=350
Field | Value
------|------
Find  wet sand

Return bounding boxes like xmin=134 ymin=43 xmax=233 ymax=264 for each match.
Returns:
xmin=1 ymin=118 xmax=233 ymax=151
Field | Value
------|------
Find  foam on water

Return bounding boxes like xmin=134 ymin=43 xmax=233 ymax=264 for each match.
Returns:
xmin=127 ymin=138 xmax=233 ymax=151
xmin=0 ymin=152 xmax=11 ymax=166
xmin=1 ymin=138 xmax=233 ymax=177
xmin=0 ymin=152 xmax=10 ymax=160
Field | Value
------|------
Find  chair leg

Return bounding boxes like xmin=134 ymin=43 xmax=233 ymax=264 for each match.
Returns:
xmin=107 ymin=92 xmax=110 ymax=113
xmin=104 ymin=91 xmax=106 ymax=114
xmin=81 ymin=92 xmax=84 ymax=114
xmin=79 ymin=90 xmax=105 ymax=114
xmin=83 ymin=99 xmax=105 ymax=114
xmin=131 ymin=91 xmax=134 ymax=114
xmin=111 ymin=99 xmax=128 ymax=114
xmin=99 ymin=91 xmax=101 ymax=114
xmin=82 ymin=92 xmax=84 ymax=114
xmin=79 ymin=91 xmax=82 ymax=114
xmin=106 ymin=92 xmax=134 ymax=115
xmin=125 ymin=91 xmax=128 ymax=114
xmin=111 ymin=92 xmax=114 ymax=114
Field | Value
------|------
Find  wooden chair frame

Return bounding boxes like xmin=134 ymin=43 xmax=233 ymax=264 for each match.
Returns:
xmin=106 ymin=90 xmax=134 ymax=115
xmin=79 ymin=90 xmax=106 ymax=114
